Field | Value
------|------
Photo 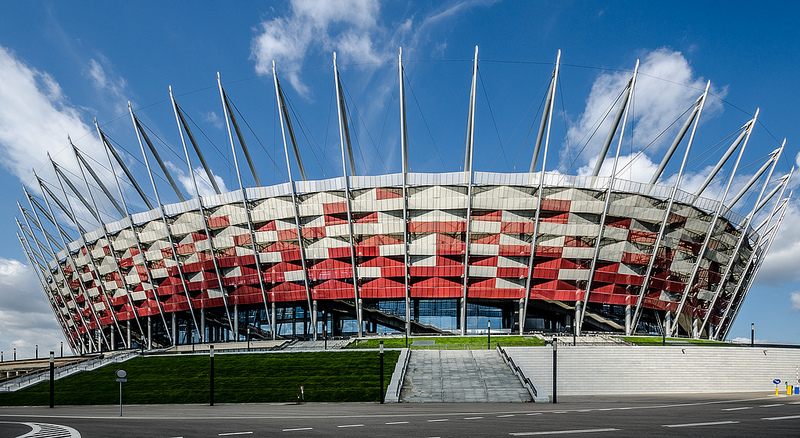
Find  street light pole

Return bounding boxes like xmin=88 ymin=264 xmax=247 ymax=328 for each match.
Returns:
xmin=209 ymin=345 xmax=215 ymax=406
xmin=552 ymin=337 xmax=558 ymax=404
xmin=379 ymin=340 xmax=385 ymax=404
xmin=49 ymin=351 xmax=54 ymax=408
xmin=247 ymin=327 xmax=251 ymax=351
xmin=751 ymin=323 xmax=755 ymax=347
xmin=35 ymin=344 xmax=38 ymax=359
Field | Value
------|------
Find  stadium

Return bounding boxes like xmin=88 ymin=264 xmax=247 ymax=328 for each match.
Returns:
xmin=14 ymin=49 xmax=792 ymax=354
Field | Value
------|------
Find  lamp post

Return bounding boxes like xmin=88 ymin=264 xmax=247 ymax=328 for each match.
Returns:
xmin=49 ymin=351 xmax=54 ymax=408
xmin=751 ymin=323 xmax=755 ymax=347
xmin=35 ymin=344 xmax=38 ymax=359
xmin=209 ymin=344 xmax=215 ymax=406
xmin=60 ymin=342 xmax=63 ymax=358
xmin=246 ymin=327 xmax=251 ymax=351
xmin=487 ymin=320 xmax=491 ymax=350
xmin=13 ymin=348 xmax=16 ymax=361
xmin=379 ymin=340 xmax=384 ymax=404
xmin=323 ymin=325 xmax=327 ymax=350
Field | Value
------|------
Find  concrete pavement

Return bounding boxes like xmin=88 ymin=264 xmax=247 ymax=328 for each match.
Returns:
xmin=1 ymin=393 xmax=799 ymax=437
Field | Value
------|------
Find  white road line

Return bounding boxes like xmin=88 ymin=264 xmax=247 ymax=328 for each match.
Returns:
xmin=663 ymin=421 xmax=739 ymax=428
xmin=722 ymin=406 xmax=752 ymax=411
xmin=464 ymin=416 xmax=484 ymax=420
xmin=219 ymin=433 xmax=253 ymax=436
xmin=385 ymin=421 xmax=409 ymax=425
xmin=525 ymin=413 xmax=543 ymax=416
xmin=762 ymin=415 xmax=800 ymax=421
xmin=509 ymin=428 xmax=620 ymax=436
xmin=428 ymin=419 xmax=449 ymax=422
xmin=282 ymin=428 xmax=313 ymax=432
xmin=553 ymin=411 xmax=567 ymax=414
xmin=759 ymin=404 xmax=783 ymax=408
xmin=337 ymin=424 xmax=364 ymax=428
xmin=790 ymin=401 xmax=800 ymax=405
xmin=497 ymin=414 xmax=516 ymax=418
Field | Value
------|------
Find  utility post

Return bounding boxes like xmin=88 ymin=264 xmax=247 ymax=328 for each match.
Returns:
xmin=49 ymin=351 xmax=54 ymax=408
xmin=662 ymin=323 xmax=666 ymax=346
xmin=246 ymin=327 xmax=251 ymax=351
xmin=379 ymin=340 xmax=385 ymax=404
xmin=751 ymin=323 xmax=755 ymax=347
xmin=323 ymin=325 xmax=327 ymax=350
xmin=35 ymin=344 xmax=38 ymax=359
xmin=209 ymin=344 xmax=215 ymax=406
xmin=487 ymin=320 xmax=491 ymax=350
xmin=60 ymin=342 xmax=64 ymax=358
xmin=13 ymin=348 xmax=16 ymax=361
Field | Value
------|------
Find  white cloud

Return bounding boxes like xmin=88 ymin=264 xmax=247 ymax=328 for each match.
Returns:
xmin=86 ymin=57 xmax=128 ymax=112
xmin=204 ymin=111 xmax=224 ymax=130
xmin=0 ymin=46 xmax=123 ymax=227
xmin=562 ymin=48 xmax=725 ymax=171
xmin=251 ymin=0 xmax=382 ymax=96
xmin=0 ymin=258 xmax=66 ymax=357
xmin=792 ymin=292 xmax=800 ymax=311
xmin=759 ymin=202 xmax=800 ymax=284
xmin=169 ymin=161 xmax=229 ymax=198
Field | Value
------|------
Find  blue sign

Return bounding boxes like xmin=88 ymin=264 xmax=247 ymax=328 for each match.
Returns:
xmin=773 ymin=378 xmax=781 ymax=385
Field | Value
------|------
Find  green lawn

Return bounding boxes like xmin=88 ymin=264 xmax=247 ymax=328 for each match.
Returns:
xmin=346 ymin=335 xmax=545 ymax=350
xmin=622 ymin=336 xmax=729 ymax=346
xmin=0 ymin=351 xmax=398 ymax=406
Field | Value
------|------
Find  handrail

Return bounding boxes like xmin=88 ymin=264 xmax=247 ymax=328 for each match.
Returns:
xmin=497 ymin=345 xmax=537 ymax=399
xmin=395 ymin=348 xmax=411 ymax=399
xmin=0 ymin=350 xmax=139 ymax=392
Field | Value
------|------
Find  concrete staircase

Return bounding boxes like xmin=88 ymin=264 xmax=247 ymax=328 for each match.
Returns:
xmin=399 ymin=350 xmax=532 ymax=402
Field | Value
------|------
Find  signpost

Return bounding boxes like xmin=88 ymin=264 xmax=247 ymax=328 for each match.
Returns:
xmin=487 ymin=320 xmax=491 ymax=350
xmin=116 ymin=369 xmax=127 ymax=416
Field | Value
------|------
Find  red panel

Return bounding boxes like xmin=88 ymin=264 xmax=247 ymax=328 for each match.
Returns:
xmin=409 ymin=222 xmax=466 ymax=233
xmin=376 ymin=187 xmax=402 ymax=200
xmin=323 ymin=201 xmax=347 ymax=215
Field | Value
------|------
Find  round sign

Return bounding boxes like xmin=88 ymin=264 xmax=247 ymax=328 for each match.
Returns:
xmin=116 ymin=369 xmax=127 ymax=379
xmin=773 ymin=378 xmax=781 ymax=385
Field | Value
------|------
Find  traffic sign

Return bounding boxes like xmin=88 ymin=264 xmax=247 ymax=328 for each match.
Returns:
xmin=773 ymin=378 xmax=781 ymax=385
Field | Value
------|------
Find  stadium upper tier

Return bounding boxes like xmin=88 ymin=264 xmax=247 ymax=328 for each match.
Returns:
xmin=15 ymin=48 xmax=791 ymax=354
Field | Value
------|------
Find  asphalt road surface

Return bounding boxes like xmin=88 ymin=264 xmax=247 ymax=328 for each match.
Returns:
xmin=0 ymin=393 xmax=798 ymax=437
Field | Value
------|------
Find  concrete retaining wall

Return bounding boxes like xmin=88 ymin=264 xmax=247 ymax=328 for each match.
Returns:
xmin=506 ymin=346 xmax=800 ymax=398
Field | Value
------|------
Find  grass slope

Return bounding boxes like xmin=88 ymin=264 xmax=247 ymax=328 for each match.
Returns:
xmin=346 ymin=335 xmax=545 ymax=350
xmin=0 ymin=351 xmax=399 ymax=406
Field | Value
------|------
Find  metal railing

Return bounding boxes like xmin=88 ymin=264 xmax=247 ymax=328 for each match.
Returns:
xmin=0 ymin=350 xmax=139 ymax=392
xmin=497 ymin=345 xmax=537 ymax=399
xmin=395 ymin=348 xmax=412 ymax=400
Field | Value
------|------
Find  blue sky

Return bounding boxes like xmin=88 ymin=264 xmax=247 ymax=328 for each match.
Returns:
xmin=0 ymin=0 xmax=799 ymax=355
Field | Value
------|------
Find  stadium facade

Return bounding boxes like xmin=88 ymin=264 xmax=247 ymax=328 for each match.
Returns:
xmin=14 ymin=48 xmax=792 ymax=354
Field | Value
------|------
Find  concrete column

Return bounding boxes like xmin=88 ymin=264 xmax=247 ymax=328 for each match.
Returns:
xmin=665 ymin=311 xmax=672 ymax=336
xmin=624 ymin=305 xmax=632 ymax=335
xmin=111 ymin=325 xmax=115 ymax=350
xmin=233 ymin=304 xmax=239 ymax=341
xmin=518 ymin=298 xmax=525 ymax=334
xmin=692 ymin=317 xmax=699 ymax=339
xmin=292 ymin=307 xmax=297 ymax=338
xmin=127 ymin=320 xmax=131 ymax=349
xmin=271 ymin=301 xmax=277 ymax=340
xmin=575 ymin=301 xmax=582 ymax=336
xmin=147 ymin=316 xmax=152 ymax=350
xmin=172 ymin=313 xmax=177 ymax=346
xmin=311 ymin=300 xmax=318 ymax=340
xmin=200 ymin=308 xmax=206 ymax=343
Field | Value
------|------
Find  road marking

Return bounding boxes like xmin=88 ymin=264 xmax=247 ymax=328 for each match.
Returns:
xmin=525 ymin=413 xmax=543 ymax=416
xmin=510 ymin=428 xmax=620 ymax=436
xmin=219 ymin=433 xmax=253 ymax=436
xmin=790 ymin=401 xmax=800 ymax=405
xmin=385 ymin=421 xmax=409 ymax=425
xmin=722 ymin=406 xmax=752 ymax=411
xmin=464 ymin=416 xmax=484 ymax=420
xmin=497 ymin=414 xmax=515 ymax=418
xmin=663 ymin=421 xmax=739 ymax=428
xmin=337 ymin=424 xmax=364 ymax=428
xmin=282 ymin=428 xmax=313 ymax=432
xmin=762 ymin=415 xmax=800 ymax=421
xmin=428 ymin=419 xmax=449 ymax=422
xmin=759 ymin=403 xmax=783 ymax=408
xmin=553 ymin=411 xmax=567 ymax=414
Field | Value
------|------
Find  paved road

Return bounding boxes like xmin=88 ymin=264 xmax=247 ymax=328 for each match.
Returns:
xmin=0 ymin=393 xmax=798 ymax=437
